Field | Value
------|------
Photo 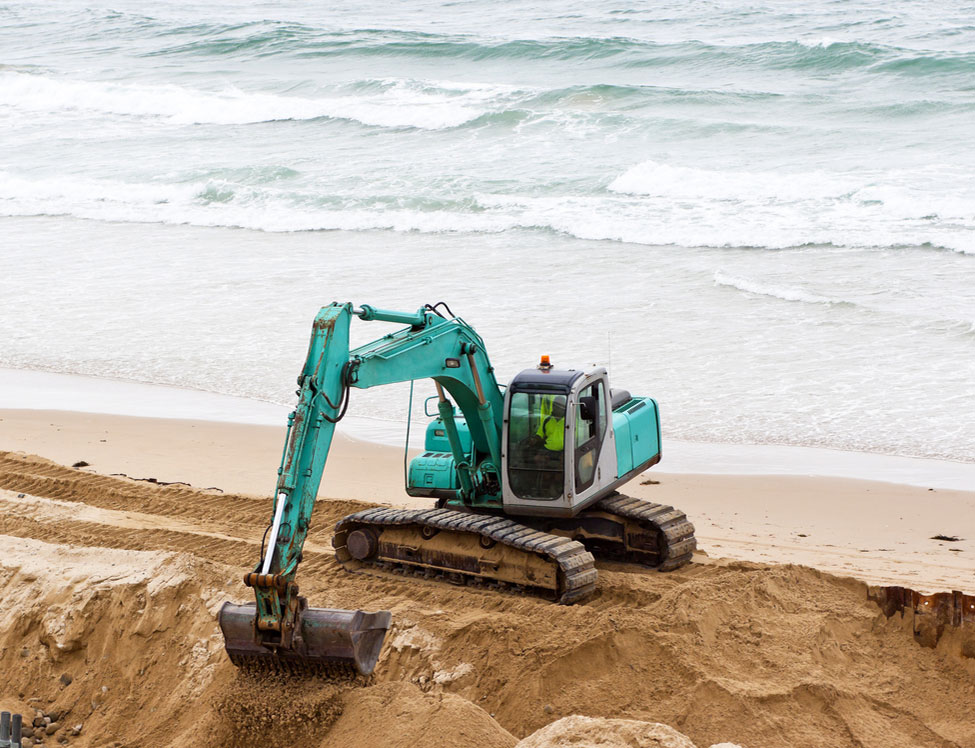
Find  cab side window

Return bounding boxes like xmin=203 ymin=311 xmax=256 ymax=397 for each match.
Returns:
xmin=574 ymin=381 xmax=606 ymax=492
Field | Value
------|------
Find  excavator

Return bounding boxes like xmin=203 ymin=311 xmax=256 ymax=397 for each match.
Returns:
xmin=219 ymin=302 xmax=696 ymax=676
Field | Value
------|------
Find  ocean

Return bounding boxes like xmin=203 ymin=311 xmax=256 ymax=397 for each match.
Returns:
xmin=1 ymin=0 xmax=973 ymax=467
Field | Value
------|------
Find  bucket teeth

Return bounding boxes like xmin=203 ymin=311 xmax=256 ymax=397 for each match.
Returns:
xmin=227 ymin=652 xmax=364 ymax=680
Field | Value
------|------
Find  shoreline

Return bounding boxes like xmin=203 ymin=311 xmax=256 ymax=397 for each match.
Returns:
xmin=1 ymin=405 xmax=972 ymax=595
xmin=2 ymin=366 xmax=974 ymax=491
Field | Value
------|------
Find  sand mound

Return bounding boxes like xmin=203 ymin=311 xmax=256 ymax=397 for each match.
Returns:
xmin=515 ymin=715 xmax=696 ymax=748
xmin=330 ymin=682 xmax=516 ymax=748
xmin=0 ymin=536 xmax=227 ymax=746
xmin=1 ymin=451 xmax=973 ymax=748
xmin=207 ymin=674 xmax=344 ymax=748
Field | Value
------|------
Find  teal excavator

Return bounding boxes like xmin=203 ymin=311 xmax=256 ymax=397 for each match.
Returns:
xmin=218 ymin=303 xmax=696 ymax=676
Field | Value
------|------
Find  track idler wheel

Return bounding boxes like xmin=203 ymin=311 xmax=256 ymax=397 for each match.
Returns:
xmin=346 ymin=528 xmax=379 ymax=561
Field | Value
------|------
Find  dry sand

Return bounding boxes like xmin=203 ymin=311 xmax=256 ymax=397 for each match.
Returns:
xmin=1 ymin=410 xmax=973 ymax=748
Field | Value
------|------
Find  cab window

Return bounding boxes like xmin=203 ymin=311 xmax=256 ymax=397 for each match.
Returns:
xmin=507 ymin=391 xmax=565 ymax=500
xmin=574 ymin=381 xmax=606 ymax=493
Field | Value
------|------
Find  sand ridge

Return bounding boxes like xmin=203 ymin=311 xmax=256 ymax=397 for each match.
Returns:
xmin=0 ymin=451 xmax=973 ymax=748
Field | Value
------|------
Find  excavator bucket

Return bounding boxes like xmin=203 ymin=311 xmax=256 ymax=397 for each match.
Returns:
xmin=218 ymin=601 xmax=391 ymax=677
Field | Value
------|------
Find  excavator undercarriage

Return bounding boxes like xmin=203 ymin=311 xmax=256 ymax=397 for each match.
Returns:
xmin=334 ymin=493 xmax=695 ymax=603
xmin=335 ymin=508 xmax=598 ymax=603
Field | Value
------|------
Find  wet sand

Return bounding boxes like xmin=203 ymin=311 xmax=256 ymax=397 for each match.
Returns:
xmin=1 ymin=408 xmax=971 ymax=592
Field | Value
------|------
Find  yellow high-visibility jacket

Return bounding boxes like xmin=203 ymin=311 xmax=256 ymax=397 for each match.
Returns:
xmin=536 ymin=396 xmax=564 ymax=451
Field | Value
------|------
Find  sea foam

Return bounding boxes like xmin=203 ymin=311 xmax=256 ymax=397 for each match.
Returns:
xmin=0 ymin=71 xmax=491 ymax=129
xmin=608 ymin=159 xmax=857 ymax=202
xmin=1 ymin=166 xmax=973 ymax=257
xmin=713 ymin=271 xmax=840 ymax=305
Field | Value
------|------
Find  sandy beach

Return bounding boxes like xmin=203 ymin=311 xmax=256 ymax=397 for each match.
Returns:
xmin=2 ymin=408 xmax=970 ymax=593
xmin=1 ymin=406 xmax=973 ymax=747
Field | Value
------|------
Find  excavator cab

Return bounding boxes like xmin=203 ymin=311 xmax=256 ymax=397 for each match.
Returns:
xmin=408 ymin=358 xmax=662 ymax=518
xmin=501 ymin=365 xmax=624 ymax=517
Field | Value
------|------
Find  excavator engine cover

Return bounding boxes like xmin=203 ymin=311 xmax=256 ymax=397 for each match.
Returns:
xmin=218 ymin=601 xmax=391 ymax=677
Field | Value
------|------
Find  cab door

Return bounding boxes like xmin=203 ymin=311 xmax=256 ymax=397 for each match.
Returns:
xmin=504 ymin=389 xmax=567 ymax=502
xmin=566 ymin=372 xmax=618 ymax=512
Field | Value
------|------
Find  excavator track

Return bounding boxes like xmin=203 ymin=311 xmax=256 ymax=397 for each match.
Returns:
xmin=508 ymin=493 xmax=696 ymax=572
xmin=333 ymin=508 xmax=598 ymax=604
xmin=589 ymin=493 xmax=697 ymax=570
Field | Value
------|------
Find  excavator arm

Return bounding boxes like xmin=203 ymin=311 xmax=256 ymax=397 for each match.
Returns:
xmin=220 ymin=302 xmax=506 ymax=675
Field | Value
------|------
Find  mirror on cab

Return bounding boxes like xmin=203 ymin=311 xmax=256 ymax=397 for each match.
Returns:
xmin=578 ymin=395 xmax=597 ymax=422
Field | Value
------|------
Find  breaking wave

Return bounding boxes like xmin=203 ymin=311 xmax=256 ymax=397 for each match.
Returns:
xmin=713 ymin=272 xmax=845 ymax=305
xmin=0 ymin=71 xmax=499 ymax=129
xmin=2 ymin=168 xmax=973 ymax=256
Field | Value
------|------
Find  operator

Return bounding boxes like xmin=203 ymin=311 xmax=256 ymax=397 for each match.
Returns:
xmin=536 ymin=395 xmax=566 ymax=453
